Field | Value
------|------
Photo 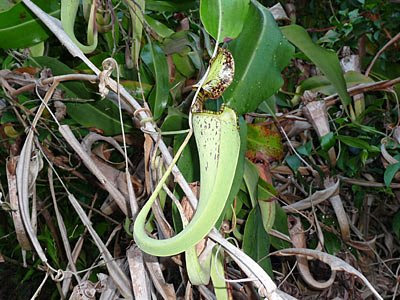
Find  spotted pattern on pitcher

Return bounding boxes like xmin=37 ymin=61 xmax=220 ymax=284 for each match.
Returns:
xmin=201 ymin=48 xmax=234 ymax=99
xmin=192 ymin=48 xmax=235 ymax=113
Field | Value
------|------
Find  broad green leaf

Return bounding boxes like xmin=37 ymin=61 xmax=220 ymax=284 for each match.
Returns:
xmin=324 ymin=231 xmax=342 ymax=255
xmin=160 ymin=107 xmax=188 ymax=145
xmin=172 ymin=53 xmax=195 ymax=78
xmin=337 ymin=136 xmax=379 ymax=152
xmin=121 ymin=80 xmax=152 ymax=99
xmin=384 ymin=162 xmax=400 ymax=187
xmin=246 ymin=124 xmax=283 ymax=161
xmin=66 ymin=100 xmax=133 ymax=136
xmin=257 ymin=180 xmax=276 ymax=233
xmin=224 ymin=1 xmax=294 ymax=114
xmin=281 ymin=25 xmax=351 ymax=107
xmin=160 ymin=107 xmax=188 ymax=133
xmin=237 ymin=190 xmax=251 ymax=210
xmin=163 ymin=31 xmax=192 ymax=55
xmin=300 ymin=71 xmax=374 ymax=96
xmin=270 ymin=205 xmax=290 ymax=249
xmin=30 ymin=56 xmax=132 ymax=135
xmin=296 ymin=141 xmax=312 ymax=156
xmin=174 ymin=134 xmax=199 ymax=183
xmin=144 ymin=15 xmax=174 ymax=39
xmin=347 ymin=123 xmax=386 ymax=137
xmin=141 ymin=43 xmax=169 ymax=119
xmin=0 ymin=0 xmax=60 ymax=49
xmin=321 ymin=132 xmax=336 ymax=151
xmin=286 ymin=155 xmax=301 ymax=172
xmin=1 ymin=110 xmax=17 ymax=124
xmin=242 ymin=207 xmax=273 ymax=277
xmin=243 ymin=159 xmax=259 ymax=208
xmin=145 ymin=0 xmax=196 ymax=12
xmin=30 ymin=56 xmax=91 ymax=98
xmin=200 ymin=0 xmax=250 ymax=43
xmin=124 ymin=0 xmax=144 ymax=66
xmin=29 ymin=42 xmax=44 ymax=57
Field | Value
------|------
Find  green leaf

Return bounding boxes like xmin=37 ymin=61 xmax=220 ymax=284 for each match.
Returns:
xmin=75 ymin=52 xmax=124 ymax=73
xmin=30 ymin=56 xmax=91 ymax=98
xmin=65 ymin=100 xmax=133 ymax=136
xmin=174 ymin=134 xmax=199 ymax=183
xmin=160 ymin=107 xmax=188 ymax=133
xmin=384 ymin=162 xmax=400 ymax=187
xmin=281 ymin=25 xmax=351 ymax=107
xmin=21 ymin=266 xmax=36 ymax=283
xmin=172 ymin=53 xmax=195 ymax=78
xmin=324 ymin=231 xmax=342 ymax=255
xmin=0 ymin=0 xmax=60 ymax=49
xmin=337 ymin=135 xmax=379 ymax=152
xmin=392 ymin=210 xmax=400 ymax=239
xmin=121 ymin=80 xmax=152 ymax=99
xmin=1 ymin=110 xmax=17 ymax=124
xmin=29 ymin=41 xmax=44 ymax=57
xmin=270 ymin=205 xmax=290 ymax=249
xmin=145 ymin=0 xmax=197 ymax=12
xmin=210 ymin=248 xmax=228 ymax=299
xmin=124 ymin=0 xmax=145 ymax=66
xmin=30 ymin=56 xmax=132 ymax=135
xmin=257 ymin=180 xmax=276 ymax=232
xmin=286 ymin=155 xmax=301 ymax=172
xmin=246 ymin=124 xmax=283 ymax=161
xmin=38 ymin=227 xmax=59 ymax=267
xmin=141 ymin=43 xmax=169 ymax=119
xmin=297 ymin=141 xmax=312 ymax=156
xmin=243 ymin=159 xmax=259 ymax=208
xmin=200 ymin=0 xmax=250 ymax=43
xmin=237 ymin=190 xmax=251 ymax=210
xmin=300 ymin=71 xmax=374 ymax=96
xmin=144 ymin=15 xmax=174 ymax=39
xmin=224 ymin=1 xmax=294 ymax=114
xmin=242 ymin=207 xmax=273 ymax=277
xmin=321 ymin=132 xmax=336 ymax=151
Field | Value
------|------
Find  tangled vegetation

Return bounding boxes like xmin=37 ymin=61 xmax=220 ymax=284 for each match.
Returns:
xmin=0 ymin=0 xmax=400 ymax=299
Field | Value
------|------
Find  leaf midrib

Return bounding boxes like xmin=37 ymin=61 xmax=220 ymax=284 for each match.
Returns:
xmin=0 ymin=9 xmax=60 ymax=32
xmin=229 ymin=1 xmax=265 ymax=96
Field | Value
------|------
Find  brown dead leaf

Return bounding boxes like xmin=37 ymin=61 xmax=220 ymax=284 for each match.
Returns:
xmin=7 ymin=156 xmax=31 ymax=251
xmin=271 ymin=248 xmax=383 ymax=300
xmin=288 ymin=216 xmax=336 ymax=290
xmin=54 ymin=100 xmax=67 ymax=121
xmin=70 ymin=280 xmax=97 ymax=300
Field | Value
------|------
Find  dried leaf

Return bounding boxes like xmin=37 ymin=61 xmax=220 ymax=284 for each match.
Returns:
xmin=289 ymin=216 xmax=336 ymax=289
xmin=7 ymin=156 xmax=31 ymax=250
xmin=272 ymin=248 xmax=383 ymax=300
xmin=54 ymin=100 xmax=67 ymax=121
xmin=144 ymin=254 xmax=176 ymax=300
xmin=283 ymin=180 xmax=339 ymax=212
xmin=70 ymin=280 xmax=97 ymax=300
xmin=127 ymin=246 xmax=151 ymax=299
